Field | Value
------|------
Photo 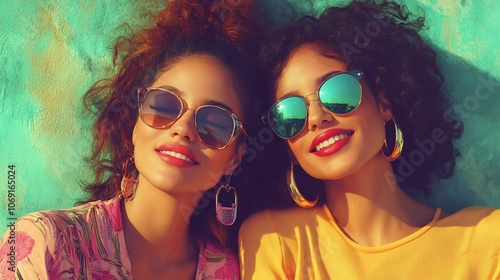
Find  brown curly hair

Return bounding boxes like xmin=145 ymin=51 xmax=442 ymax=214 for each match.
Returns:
xmin=259 ymin=0 xmax=463 ymax=201
xmin=81 ymin=0 xmax=263 ymax=250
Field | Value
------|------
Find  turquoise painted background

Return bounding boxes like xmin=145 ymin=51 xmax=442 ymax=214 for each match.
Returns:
xmin=1 ymin=0 xmax=499 ymax=224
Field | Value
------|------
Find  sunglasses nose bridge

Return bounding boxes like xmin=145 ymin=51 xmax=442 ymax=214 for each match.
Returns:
xmin=305 ymin=91 xmax=319 ymax=102
xmin=307 ymin=95 xmax=335 ymax=132
xmin=305 ymin=91 xmax=329 ymax=112
xmin=184 ymin=107 xmax=196 ymax=114
xmin=168 ymin=107 xmax=197 ymax=138
xmin=176 ymin=107 xmax=196 ymax=124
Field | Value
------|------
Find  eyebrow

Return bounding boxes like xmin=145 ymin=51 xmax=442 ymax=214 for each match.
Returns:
xmin=204 ymin=100 xmax=234 ymax=112
xmin=157 ymin=85 xmax=181 ymax=94
xmin=156 ymin=85 xmax=234 ymax=112
xmin=316 ymin=70 xmax=342 ymax=85
xmin=280 ymin=70 xmax=342 ymax=99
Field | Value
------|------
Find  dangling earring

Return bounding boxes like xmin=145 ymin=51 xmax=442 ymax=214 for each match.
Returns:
xmin=121 ymin=156 xmax=138 ymax=202
xmin=382 ymin=117 xmax=404 ymax=161
xmin=215 ymin=174 xmax=238 ymax=226
xmin=288 ymin=162 xmax=318 ymax=208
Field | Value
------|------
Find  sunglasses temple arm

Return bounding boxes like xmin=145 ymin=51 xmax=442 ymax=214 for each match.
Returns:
xmin=241 ymin=126 xmax=248 ymax=138
xmin=260 ymin=113 xmax=269 ymax=124
xmin=236 ymin=118 xmax=248 ymax=138
xmin=348 ymin=70 xmax=363 ymax=82
xmin=136 ymin=88 xmax=145 ymax=109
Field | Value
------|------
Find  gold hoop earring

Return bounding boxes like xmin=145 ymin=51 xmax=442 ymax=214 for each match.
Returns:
xmin=382 ymin=117 xmax=404 ymax=161
xmin=288 ymin=162 xmax=318 ymax=208
xmin=121 ymin=156 xmax=138 ymax=202
xmin=216 ymin=174 xmax=238 ymax=226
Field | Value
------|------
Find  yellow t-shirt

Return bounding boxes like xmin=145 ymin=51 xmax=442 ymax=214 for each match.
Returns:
xmin=239 ymin=205 xmax=500 ymax=280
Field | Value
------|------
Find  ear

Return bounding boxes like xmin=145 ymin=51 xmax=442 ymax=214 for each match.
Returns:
xmin=224 ymin=142 xmax=248 ymax=175
xmin=376 ymin=90 xmax=393 ymax=121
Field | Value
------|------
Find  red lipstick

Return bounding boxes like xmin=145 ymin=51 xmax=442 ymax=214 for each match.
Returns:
xmin=155 ymin=143 xmax=199 ymax=168
xmin=310 ymin=128 xmax=353 ymax=157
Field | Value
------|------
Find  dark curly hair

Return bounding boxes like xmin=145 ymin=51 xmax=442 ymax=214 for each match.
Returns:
xmin=80 ymin=0 xmax=263 ymax=250
xmin=260 ymin=0 xmax=463 ymax=200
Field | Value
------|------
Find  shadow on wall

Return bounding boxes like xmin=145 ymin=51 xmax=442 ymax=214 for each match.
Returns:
xmin=417 ymin=47 xmax=500 ymax=211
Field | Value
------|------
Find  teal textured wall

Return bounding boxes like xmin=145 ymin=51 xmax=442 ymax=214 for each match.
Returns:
xmin=1 ymin=0 xmax=499 ymax=224
xmin=0 ymin=0 xmax=164 ymax=222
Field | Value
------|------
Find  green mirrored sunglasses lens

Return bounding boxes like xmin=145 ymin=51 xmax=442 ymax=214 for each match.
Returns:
xmin=319 ymin=73 xmax=361 ymax=114
xmin=269 ymin=96 xmax=307 ymax=139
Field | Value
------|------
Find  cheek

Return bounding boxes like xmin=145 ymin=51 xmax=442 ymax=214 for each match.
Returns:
xmin=134 ymin=123 xmax=154 ymax=146
xmin=376 ymin=121 xmax=388 ymax=151
xmin=132 ymin=124 xmax=138 ymax=145
xmin=133 ymin=123 xmax=156 ymax=167
xmin=213 ymin=143 xmax=240 ymax=173
xmin=208 ymin=146 xmax=235 ymax=168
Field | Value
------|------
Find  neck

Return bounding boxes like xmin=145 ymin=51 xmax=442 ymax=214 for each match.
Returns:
xmin=324 ymin=152 xmax=435 ymax=246
xmin=122 ymin=178 xmax=200 ymax=264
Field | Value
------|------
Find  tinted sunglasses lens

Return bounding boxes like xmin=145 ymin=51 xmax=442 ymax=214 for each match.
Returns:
xmin=196 ymin=107 xmax=235 ymax=149
xmin=319 ymin=73 xmax=361 ymax=114
xmin=140 ymin=90 xmax=182 ymax=127
xmin=269 ymin=96 xmax=307 ymax=139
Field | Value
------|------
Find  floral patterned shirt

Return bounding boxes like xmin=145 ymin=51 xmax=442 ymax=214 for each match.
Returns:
xmin=0 ymin=196 xmax=239 ymax=279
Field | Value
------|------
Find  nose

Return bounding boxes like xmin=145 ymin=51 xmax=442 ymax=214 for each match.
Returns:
xmin=306 ymin=93 xmax=335 ymax=132
xmin=169 ymin=109 xmax=197 ymax=143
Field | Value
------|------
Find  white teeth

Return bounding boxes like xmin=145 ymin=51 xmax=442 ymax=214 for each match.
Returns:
xmin=159 ymin=150 xmax=194 ymax=163
xmin=315 ymin=133 xmax=349 ymax=152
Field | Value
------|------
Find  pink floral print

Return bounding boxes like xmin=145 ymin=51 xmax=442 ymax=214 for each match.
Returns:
xmin=0 ymin=196 xmax=239 ymax=279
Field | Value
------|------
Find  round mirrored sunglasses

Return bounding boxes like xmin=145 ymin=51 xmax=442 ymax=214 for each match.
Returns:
xmin=137 ymin=87 xmax=246 ymax=149
xmin=262 ymin=70 xmax=363 ymax=139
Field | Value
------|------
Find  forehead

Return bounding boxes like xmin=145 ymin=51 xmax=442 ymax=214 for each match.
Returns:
xmin=152 ymin=55 xmax=242 ymax=114
xmin=276 ymin=44 xmax=346 ymax=98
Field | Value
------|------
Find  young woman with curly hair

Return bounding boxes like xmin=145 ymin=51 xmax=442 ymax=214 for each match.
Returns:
xmin=0 ymin=0 xmax=263 ymax=279
xmin=239 ymin=0 xmax=500 ymax=278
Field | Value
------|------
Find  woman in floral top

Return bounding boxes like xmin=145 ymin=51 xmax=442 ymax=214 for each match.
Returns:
xmin=0 ymin=0 xmax=264 ymax=279
xmin=2 ymin=197 xmax=239 ymax=279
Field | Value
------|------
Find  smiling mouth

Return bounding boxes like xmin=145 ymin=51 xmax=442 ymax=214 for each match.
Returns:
xmin=157 ymin=150 xmax=196 ymax=163
xmin=313 ymin=133 xmax=353 ymax=152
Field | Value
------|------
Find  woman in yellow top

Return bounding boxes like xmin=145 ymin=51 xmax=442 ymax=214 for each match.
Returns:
xmin=239 ymin=0 xmax=500 ymax=279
